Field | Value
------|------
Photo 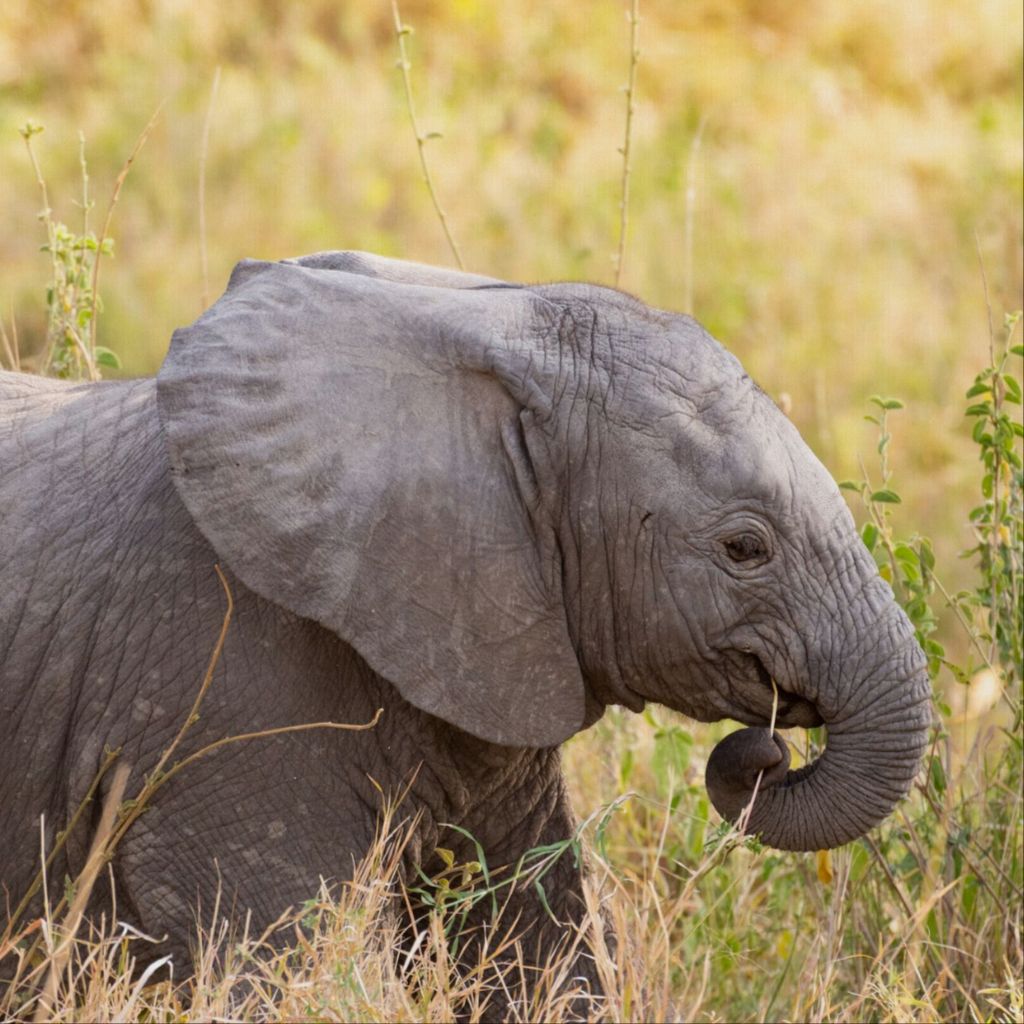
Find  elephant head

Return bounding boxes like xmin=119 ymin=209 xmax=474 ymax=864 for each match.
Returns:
xmin=157 ymin=252 xmax=931 ymax=853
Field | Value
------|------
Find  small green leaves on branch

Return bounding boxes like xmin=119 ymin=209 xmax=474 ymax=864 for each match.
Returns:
xmin=846 ymin=397 xmax=945 ymax=679
xmin=19 ymin=124 xmax=122 ymax=380
xmin=869 ymin=395 xmax=905 ymax=410
xmin=962 ymin=310 xmax=1023 ymax=687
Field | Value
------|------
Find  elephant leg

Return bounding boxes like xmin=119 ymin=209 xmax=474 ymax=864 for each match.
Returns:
xmin=408 ymin=768 xmax=604 ymax=1019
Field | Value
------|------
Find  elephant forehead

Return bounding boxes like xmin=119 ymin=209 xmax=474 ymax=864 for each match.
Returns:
xmin=644 ymin=388 xmax=844 ymax=525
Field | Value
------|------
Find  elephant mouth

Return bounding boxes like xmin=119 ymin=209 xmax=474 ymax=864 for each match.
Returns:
xmin=744 ymin=655 xmax=823 ymax=729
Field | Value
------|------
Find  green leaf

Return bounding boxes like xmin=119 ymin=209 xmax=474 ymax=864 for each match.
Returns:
xmin=965 ymin=381 xmax=992 ymax=398
xmin=894 ymin=542 xmax=917 ymax=566
xmin=94 ymin=346 xmax=121 ymax=368
xmin=870 ymin=489 xmax=901 ymax=504
xmin=964 ymin=403 xmax=991 ymax=417
xmin=1002 ymin=375 xmax=1022 ymax=402
xmin=918 ymin=539 xmax=935 ymax=571
xmin=869 ymin=395 xmax=904 ymax=410
xmin=1010 ymin=343 xmax=1023 ymax=356
xmin=861 ymin=522 xmax=879 ymax=551
xmin=838 ymin=480 xmax=861 ymax=492
xmin=533 ymin=878 xmax=557 ymax=923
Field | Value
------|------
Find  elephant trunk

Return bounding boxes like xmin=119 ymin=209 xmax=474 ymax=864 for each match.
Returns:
xmin=705 ymin=597 xmax=933 ymax=851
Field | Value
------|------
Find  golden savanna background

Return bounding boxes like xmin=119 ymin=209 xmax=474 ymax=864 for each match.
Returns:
xmin=2 ymin=1 xmax=1021 ymax=594
xmin=1 ymin=2 xmax=1021 ymax=1021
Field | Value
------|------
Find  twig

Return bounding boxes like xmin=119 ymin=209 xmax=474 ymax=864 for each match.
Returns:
xmin=0 ymin=304 xmax=19 ymax=371
xmin=19 ymin=125 xmax=61 ymax=373
xmin=141 ymin=562 xmax=235 ymax=789
xmin=199 ymin=67 xmax=222 ymax=309
xmin=682 ymin=114 xmax=707 ymax=314
xmin=73 ymin=133 xmax=101 ymax=381
xmin=974 ymin=231 xmax=996 ymax=367
xmin=11 ymin=564 xmax=230 ymax=946
xmin=0 ymin=747 xmax=121 ymax=947
xmin=862 ymin=833 xmax=915 ymax=918
xmin=33 ymin=762 xmax=132 ymax=1023
xmin=9 ymin=565 xmax=383 ymax=958
xmin=87 ymin=102 xmax=165 ymax=355
xmin=19 ymin=126 xmax=56 ymax=257
xmin=973 ymin=234 xmax=1004 ymax=670
xmin=152 ymin=713 xmax=384 ymax=795
xmin=77 ymin=131 xmax=91 ymax=244
xmin=391 ymin=1 xmax=464 ymax=269
xmin=736 ymin=677 xmax=779 ymax=835
xmin=614 ymin=0 xmax=640 ymax=289
xmin=103 ymin=566 xmax=382 ymax=856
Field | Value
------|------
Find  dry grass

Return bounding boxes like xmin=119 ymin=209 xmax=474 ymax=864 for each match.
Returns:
xmin=4 ymin=729 xmax=1019 ymax=1024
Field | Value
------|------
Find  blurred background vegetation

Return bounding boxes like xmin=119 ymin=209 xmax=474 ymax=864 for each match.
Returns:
xmin=2 ymin=0 xmax=1021 ymax=615
xmin=2 ymin=3 xmax=1022 ymax=1020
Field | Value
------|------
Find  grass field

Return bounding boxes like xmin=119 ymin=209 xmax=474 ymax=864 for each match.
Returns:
xmin=1 ymin=2 xmax=1021 ymax=1020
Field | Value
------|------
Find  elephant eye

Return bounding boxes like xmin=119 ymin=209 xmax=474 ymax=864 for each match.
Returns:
xmin=723 ymin=533 xmax=769 ymax=564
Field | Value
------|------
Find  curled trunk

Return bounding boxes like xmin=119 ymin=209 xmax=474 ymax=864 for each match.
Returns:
xmin=706 ymin=609 xmax=933 ymax=851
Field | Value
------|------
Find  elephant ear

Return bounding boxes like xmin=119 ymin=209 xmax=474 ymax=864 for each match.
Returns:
xmin=156 ymin=256 xmax=585 ymax=747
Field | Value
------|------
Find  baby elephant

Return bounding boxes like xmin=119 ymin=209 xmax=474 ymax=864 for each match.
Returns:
xmin=0 ymin=252 xmax=930 ymax=988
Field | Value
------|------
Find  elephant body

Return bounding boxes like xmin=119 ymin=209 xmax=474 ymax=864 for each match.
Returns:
xmin=0 ymin=252 xmax=931 ymax=985
xmin=0 ymin=373 xmax=572 ymax=969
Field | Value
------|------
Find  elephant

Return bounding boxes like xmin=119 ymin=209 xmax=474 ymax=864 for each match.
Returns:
xmin=0 ymin=251 xmax=931 ymax=997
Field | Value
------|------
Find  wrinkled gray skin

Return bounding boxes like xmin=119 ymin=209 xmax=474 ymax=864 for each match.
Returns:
xmin=0 ymin=252 xmax=931 ymax=985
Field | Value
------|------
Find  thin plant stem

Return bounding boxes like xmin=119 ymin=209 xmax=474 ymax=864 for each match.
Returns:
xmin=150 ymin=713 xmax=385 ymax=798
xmin=199 ymin=67 xmax=221 ymax=309
xmin=74 ymin=133 xmax=99 ymax=382
xmin=614 ymin=0 xmax=640 ymax=289
xmin=138 ymin=562 xmax=235 ymax=788
xmin=735 ymin=677 xmax=778 ymax=835
xmin=0 ymin=747 xmax=121 ymax=947
xmin=9 ymin=566 xmax=383 ymax=968
xmin=682 ymin=114 xmax=707 ymax=314
xmin=77 ymin=131 xmax=90 ymax=240
xmin=20 ymin=127 xmax=61 ymax=373
xmin=975 ymin=232 xmax=996 ymax=367
xmin=975 ymin=239 xmax=1003 ymax=668
xmin=33 ymin=762 xmax=131 ymax=1023
xmin=20 ymin=128 xmax=56 ymax=260
xmin=87 ymin=103 xmax=164 ymax=356
xmin=391 ymin=1 xmax=464 ymax=269
xmin=0 ymin=306 xmax=20 ymax=371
